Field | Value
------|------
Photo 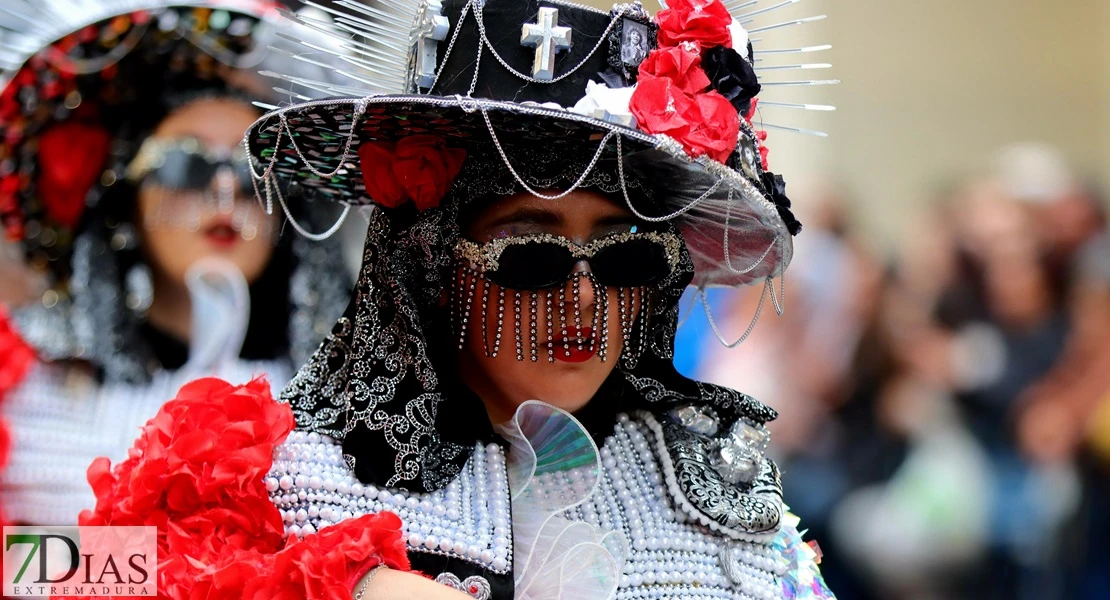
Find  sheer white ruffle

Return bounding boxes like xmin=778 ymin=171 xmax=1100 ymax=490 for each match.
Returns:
xmin=496 ymin=400 xmax=628 ymax=600
xmin=183 ymin=257 xmax=253 ymax=375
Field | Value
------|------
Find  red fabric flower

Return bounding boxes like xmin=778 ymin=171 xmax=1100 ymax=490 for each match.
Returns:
xmin=36 ymin=121 xmax=111 ymax=229
xmin=630 ymin=75 xmax=740 ymax=163
xmin=759 ymin=129 xmax=768 ymax=168
xmin=0 ymin=419 xmax=8 ymax=525
xmin=656 ymin=0 xmax=733 ymax=50
xmin=629 ymin=74 xmax=694 ymax=140
xmin=684 ymin=91 xmax=741 ymax=163
xmin=0 ymin=308 xmax=35 ymax=399
xmin=358 ymin=135 xmax=466 ymax=211
xmin=637 ymin=46 xmax=711 ymax=94
xmin=72 ymin=377 xmax=411 ymax=600
xmin=744 ymin=97 xmax=760 ymax=121
xmin=241 ymin=513 xmax=410 ymax=600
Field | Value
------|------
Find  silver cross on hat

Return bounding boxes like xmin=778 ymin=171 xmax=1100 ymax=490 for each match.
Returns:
xmin=412 ymin=0 xmax=450 ymax=89
xmin=520 ymin=7 xmax=572 ymax=81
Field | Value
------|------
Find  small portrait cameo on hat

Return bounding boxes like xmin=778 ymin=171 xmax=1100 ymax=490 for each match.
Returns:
xmin=620 ymin=20 xmax=650 ymax=68
xmin=606 ymin=7 xmax=657 ymax=80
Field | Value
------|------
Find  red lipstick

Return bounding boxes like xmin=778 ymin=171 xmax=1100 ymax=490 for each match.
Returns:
xmin=203 ymin=220 xmax=240 ymax=248
xmin=549 ymin=327 xmax=597 ymax=363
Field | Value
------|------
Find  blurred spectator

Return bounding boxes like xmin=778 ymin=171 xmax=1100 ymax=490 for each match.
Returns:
xmin=680 ymin=145 xmax=1109 ymax=598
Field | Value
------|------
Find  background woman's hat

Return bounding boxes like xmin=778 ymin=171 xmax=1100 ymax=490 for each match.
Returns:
xmin=0 ymin=0 xmax=352 ymax=382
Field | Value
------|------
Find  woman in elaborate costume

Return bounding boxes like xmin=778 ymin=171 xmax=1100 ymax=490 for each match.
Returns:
xmin=80 ymin=0 xmax=837 ymax=598
xmin=0 ymin=0 xmax=350 ymax=525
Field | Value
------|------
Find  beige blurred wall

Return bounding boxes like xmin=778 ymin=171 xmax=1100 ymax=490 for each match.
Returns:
xmin=578 ymin=0 xmax=1109 ymax=249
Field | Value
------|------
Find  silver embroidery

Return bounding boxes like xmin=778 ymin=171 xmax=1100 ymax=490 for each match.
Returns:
xmin=435 ymin=573 xmax=492 ymax=599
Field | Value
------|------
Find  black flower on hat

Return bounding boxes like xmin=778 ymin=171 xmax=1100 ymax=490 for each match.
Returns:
xmin=702 ymin=46 xmax=761 ymax=113
xmin=761 ymin=171 xmax=802 ymax=236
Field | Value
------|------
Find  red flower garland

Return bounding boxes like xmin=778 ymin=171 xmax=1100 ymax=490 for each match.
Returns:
xmin=629 ymin=0 xmax=746 ymax=164
xmin=0 ymin=307 xmax=35 ymax=526
xmin=74 ymin=378 xmax=411 ymax=600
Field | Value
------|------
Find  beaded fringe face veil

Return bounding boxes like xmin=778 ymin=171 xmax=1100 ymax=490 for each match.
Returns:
xmin=449 ymin=229 xmax=680 ymax=365
xmin=450 ymin=266 xmax=650 ymax=365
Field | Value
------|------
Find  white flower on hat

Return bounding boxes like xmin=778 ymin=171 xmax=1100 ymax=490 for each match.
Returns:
xmin=570 ymin=80 xmax=637 ymax=127
xmin=728 ymin=18 xmax=750 ymax=55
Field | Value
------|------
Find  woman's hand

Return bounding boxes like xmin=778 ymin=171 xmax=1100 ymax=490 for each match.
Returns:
xmin=354 ymin=567 xmax=474 ymax=599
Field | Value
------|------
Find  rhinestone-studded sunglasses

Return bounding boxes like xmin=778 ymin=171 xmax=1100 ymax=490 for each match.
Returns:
xmin=455 ymin=231 xmax=682 ymax=290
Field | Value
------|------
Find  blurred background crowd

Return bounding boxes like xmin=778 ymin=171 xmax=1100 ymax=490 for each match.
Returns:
xmin=667 ymin=1 xmax=1110 ymax=597
xmin=674 ymin=143 xmax=1109 ymax=600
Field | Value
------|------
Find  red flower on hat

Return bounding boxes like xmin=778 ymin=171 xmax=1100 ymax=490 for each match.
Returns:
xmin=656 ymin=0 xmax=733 ymax=50
xmin=36 ymin=121 xmax=111 ymax=229
xmin=1 ymin=175 xmax=25 ymax=241
xmin=358 ymin=135 xmax=466 ymax=211
xmin=630 ymin=73 xmax=740 ymax=163
xmin=629 ymin=74 xmax=694 ymax=140
xmin=637 ymin=45 xmax=711 ymax=94
xmin=684 ymin=91 xmax=741 ymax=162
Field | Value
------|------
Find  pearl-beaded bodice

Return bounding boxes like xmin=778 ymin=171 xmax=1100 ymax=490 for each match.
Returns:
xmin=1 ymin=359 xmax=291 ymax=525
xmin=266 ymin=412 xmax=794 ymax=599
xmin=267 ymin=431 xmax=515 ymax=576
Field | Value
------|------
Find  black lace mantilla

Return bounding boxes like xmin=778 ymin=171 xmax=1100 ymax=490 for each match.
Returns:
xmin=281 ymin=147 xmax=780 ymax=496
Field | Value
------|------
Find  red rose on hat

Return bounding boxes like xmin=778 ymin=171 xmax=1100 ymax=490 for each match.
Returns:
xmin=656 ymin=0 xmax=733 ymax=50
xmin=358 ymin=135 xmax=466 ymax=211
xmin=637 ymin=45 xmax=711 ymax=94
xmin=36 ymin=121 xmax=111 ymax=229
xmin=683 ymin=91 xmax=740 ymax=163
xmin=631 ymin=74 xmax=739 ymax=163
xmin=629 ymin=73 xmax=694 ymax=141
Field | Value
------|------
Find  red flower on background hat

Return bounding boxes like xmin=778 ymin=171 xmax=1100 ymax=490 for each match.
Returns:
xmin=358 ymin=135 xmax=466 ymax=211
xmin=656 ymin=0 xmax=734 ymax=49
xmin=36 ymin=121 xmax=111 ymax=229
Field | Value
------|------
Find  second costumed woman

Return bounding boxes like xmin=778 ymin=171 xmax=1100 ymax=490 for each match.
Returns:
xmin=0 ymin=0 xmax=351 ymax=525
xmin=81 ymin=0 xmax=836 ymax=598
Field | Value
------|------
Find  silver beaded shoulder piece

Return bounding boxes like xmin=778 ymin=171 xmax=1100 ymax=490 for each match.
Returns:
xmin=266 ymin=430 xmax=514 ymax=575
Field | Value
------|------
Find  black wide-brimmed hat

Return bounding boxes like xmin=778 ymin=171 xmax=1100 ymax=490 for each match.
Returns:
xmin=246 ymin=0 xmax=836 ymax=288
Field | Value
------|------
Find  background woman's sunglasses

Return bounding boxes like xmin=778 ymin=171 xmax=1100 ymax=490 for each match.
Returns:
xmin=455 ymin=231 xmax=681 ymax=290
xmin=126 ymin=137 xmax=253 ymax=195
